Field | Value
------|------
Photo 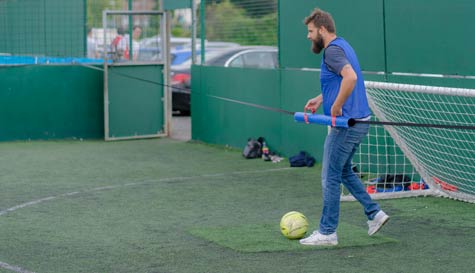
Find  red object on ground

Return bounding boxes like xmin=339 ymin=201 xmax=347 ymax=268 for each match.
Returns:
xmin=366 ymin=185 xmax=376 ymax=194
xmin=408 ymin=182 xmax=421 ymax=190
xmin=433 ymin=177 xmax=458 ymax=192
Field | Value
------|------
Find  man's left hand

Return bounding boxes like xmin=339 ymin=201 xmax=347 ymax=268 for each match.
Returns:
xmin=331 ymin=104 xmax=342 ymax=116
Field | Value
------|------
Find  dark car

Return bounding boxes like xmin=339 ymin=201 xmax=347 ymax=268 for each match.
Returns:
xmin=171 ymin=46 xmax=278 ymax=115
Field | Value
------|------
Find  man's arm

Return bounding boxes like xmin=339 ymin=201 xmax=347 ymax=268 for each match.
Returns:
xmin=331 ymin=64 xmax=357 ymax=116
xmin=305 ymin=94 xmax=323 ymax=113
xmin=324 ymin=46 xmax=357 ymax=116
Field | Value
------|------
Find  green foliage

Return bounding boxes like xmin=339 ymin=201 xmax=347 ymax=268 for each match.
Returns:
xmin=205 ymin=0 xmax=277 ymax=45
xmin=172 ymin=26 xmax=191 ymax=37
xmin=230 ymin=0 xmax=277 ymax=17
xmin=208 ymin=0 xmax=277 ymax=16
xmin=87 ymin=0 xmax=123 ymax=28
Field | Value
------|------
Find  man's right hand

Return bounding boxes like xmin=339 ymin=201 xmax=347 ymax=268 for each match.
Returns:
xmin=304 ymin=94 xmax=323 ymax=113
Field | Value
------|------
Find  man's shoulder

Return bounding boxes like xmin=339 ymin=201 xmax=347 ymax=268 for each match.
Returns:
xmin=324 ymin=44 xmax=346 ymax=61
xmin=323 ymin=40 xmax=350 ymax=74
xmin=325 ymin=45 xmax=344 ymax=54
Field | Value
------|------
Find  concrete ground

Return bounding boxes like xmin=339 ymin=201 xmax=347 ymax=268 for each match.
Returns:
xmin=169 ymin=115 xmax=191 ymax=141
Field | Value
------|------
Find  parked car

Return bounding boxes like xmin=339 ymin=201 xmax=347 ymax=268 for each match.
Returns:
xmin=171 ymin=46 xmax=278 ymax=115
xmin=138 ymin=36 xmax=192 ymax=62
xmin=180 ymin=41 xmax=240 ymax=51
xmin=170 ymin=49 xmax=203 ymax=66
xmin=139 ymin=36 xmax=240 ymax=62
xmin=170 ymin=41 xmax=242 ymax=66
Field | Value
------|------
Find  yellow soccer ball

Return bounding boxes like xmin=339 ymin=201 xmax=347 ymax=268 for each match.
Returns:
xmin=280 ymin=211 xmax=309 ymax=239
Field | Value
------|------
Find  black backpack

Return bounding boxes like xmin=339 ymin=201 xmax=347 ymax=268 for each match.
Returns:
xmin=377 ymin=174 xmax=411 ymax=189
xmin=242 ymin=137 xmax=264 ymax=159
xmin=289 ymin=151 xmax=315 ymax=167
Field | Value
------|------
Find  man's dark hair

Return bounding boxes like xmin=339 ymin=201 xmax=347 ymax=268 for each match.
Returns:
xmin=117 ymin=26 xmax=126 ymax=35
xmin=304 ymin=8 xmax=336 ymax=33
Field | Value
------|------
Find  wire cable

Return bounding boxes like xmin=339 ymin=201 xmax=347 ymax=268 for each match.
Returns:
xmin=79 ymin=63 xmax=475 ymax=130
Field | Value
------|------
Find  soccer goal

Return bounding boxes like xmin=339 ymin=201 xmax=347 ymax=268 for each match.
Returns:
xmin=342 ymin=81 xmax=475 ymax=203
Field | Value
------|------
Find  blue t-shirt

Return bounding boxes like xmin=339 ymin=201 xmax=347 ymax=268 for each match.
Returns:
xmin=324 ymin=45 xmax=349 ymax=75
xmin=320 ymin=37 xmax=371 ymax=119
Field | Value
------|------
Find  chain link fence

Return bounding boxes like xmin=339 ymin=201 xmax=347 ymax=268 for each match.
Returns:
xmin=201 ymin=0 xmax=277 ymax=47
xmin=0 ymin=0 xmax=86 ymax=61
xmin=0 ymin=0 xmax=162 ymax=64
xmin=0 ymin=0 xmax=278 ymax=65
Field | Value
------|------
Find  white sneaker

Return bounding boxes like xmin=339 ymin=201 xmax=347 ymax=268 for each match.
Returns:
xmin=299 ymin=231 xmax=338 ymax=246
xmin=367 ymin=210 xmax=390 ymax=236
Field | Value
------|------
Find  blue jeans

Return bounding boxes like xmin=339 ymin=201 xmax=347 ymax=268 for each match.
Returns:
xmin=319 ymin=123 xmax=380 ymax=235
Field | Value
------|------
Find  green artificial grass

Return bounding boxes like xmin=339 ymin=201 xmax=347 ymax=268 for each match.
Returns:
xmin=189 ymin=222 xmax=397 ymax=252
xmin=0 ymin=139 xmax=473 ymax=273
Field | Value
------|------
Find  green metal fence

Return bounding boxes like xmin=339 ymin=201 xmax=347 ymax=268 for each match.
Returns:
xmin=192 ymin=0 xmax=475 ymax=162
xmin=0 ymin=0 xmax=163 ymax=62
xmin=0 ymin=0 xmax=85 ymax=58
xmin=0 ymin=0 xmax=166 ymax=141
xmin=0 ymin=65 xmax=104 ymax=141
xmin=278 ymin=0 xmax=475 ymax=76
xmin=279 ymin=0 xmax=385 ymax=71
xmin=0 ymin=0 xmax=474 ymax=146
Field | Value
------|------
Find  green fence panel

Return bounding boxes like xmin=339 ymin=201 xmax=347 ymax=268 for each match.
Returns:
xmin=0 ymin=66 xmax=103 ymax=141
xmin=0 ymin=0 xmax=47 ymax=55
xmin=385 ymin=0 xmax=475 ymax=76
xmin=44 ymin=0 xmax=85 ymax=57
xmin=191 ymin=65 xmax=203 ymax=140
xmin=107 ymin=65 xmax=165 ymax=139
xmin=191 ymin=64 xmax=399 ymax=161
xmin=279 ymin=0 xmax=385 ymax=72
xmin=163 ymin=0 xmax=191 ymax=10
xmin=0 ymin=0 xmax=85 ymax=57
xmin=279 ymin=68 xmax=327 ymax=160
xmin=192 ymin=66 xmax=326 ymax=161
xmin=191 ymin=66 xmax=282 ymax=150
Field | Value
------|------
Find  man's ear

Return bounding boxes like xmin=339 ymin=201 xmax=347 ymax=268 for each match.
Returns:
xmin=318 ymin=26 xmax=327 ymax=36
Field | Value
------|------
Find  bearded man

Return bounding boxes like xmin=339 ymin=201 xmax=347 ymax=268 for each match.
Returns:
xmin=299 ymin=8 xmax=389 ymax=246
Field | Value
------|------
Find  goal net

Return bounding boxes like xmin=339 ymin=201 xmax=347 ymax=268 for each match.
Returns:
xmin=342 ymin=81 xmax=475 ymax=203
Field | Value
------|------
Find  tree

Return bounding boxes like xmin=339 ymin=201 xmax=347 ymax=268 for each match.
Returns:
xmin=87 ymin=0 xmax=123 ymax=28
xmin=204 ymin=0 xmax=277 ymax=45
xmin=230 ymin=0 xmax=277 ymax=17
xmin=207 ymin=0 xmax=277 ymax=17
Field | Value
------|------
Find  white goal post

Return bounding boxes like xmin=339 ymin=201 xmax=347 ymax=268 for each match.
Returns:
xmin=342 ymin=81 xmax=475 ymax=203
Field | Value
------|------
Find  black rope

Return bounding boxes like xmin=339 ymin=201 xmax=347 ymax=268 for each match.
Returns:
xmin=80 ymin=63 xmax=475 ymax=130
xmin=207 ymin=95 xmax=295 ymax=115
xmin=357 ymin=120 xmax=475 ymax=130
xmin=208 ymin=94 xmax=475 ymax=130
xmin=79 ymin=63 xmax=190 ymax=92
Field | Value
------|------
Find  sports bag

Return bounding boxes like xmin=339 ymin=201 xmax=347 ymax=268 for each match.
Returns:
xmin=242 ymin=137 xmax=264 ymax=159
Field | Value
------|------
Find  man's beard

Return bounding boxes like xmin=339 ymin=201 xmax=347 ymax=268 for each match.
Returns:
xmin=311 ymin=37 xmax=324 ymax=54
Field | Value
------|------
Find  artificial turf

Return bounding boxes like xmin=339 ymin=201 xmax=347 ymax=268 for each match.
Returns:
xmin=189 ymin=222 xmax=397 ymax=253
xmin=0 ymin=139 xmax=473 ymax=273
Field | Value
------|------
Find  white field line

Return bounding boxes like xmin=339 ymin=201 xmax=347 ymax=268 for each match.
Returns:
xmin=0 ymin=167 xmax=294 ymax=273
xmin=0 ymin=168 xmax=292 ymax=217
xmin=0 ymin=168 xmax=294 ymax=217
xmin=0 ymin=262 xmax=36 ymax=273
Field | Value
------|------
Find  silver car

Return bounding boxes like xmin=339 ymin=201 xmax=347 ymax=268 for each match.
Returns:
xmin=171 ymin=46 xmax=278 ymax=115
